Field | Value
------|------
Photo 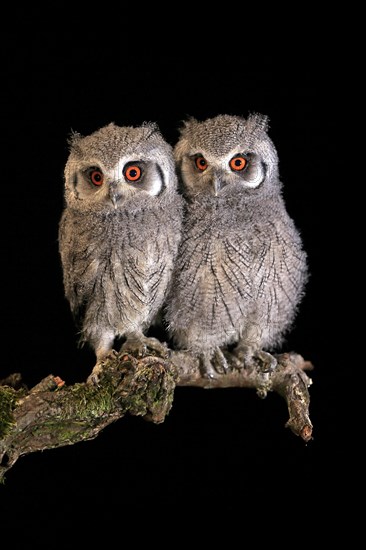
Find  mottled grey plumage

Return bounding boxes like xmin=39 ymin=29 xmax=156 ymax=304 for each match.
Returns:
xmin=59 ymin=122 xmax=183 ymax=382
xmin=165 ymin=113 xmax=308 ymax=378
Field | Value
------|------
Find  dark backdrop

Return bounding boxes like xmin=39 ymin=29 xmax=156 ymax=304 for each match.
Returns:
xmin=1 ymin=32 xmax=347 ymax=544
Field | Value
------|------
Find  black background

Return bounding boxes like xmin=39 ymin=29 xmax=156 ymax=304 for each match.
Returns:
xmin=1 ymin=30 xmax=349 ymax=544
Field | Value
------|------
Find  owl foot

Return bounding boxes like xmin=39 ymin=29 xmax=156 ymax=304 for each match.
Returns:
xmin=86 ymin=350 xmax=119 ymax=385
xmin=200 ymin=348 xmax=230 ymax=379
xmin=252 ymin=350 xmax=277 ymax=399
xmin=233 ymin=344 xmax=277 ymax=372
xmin=121 ymin=335 xmax=169 ymax=359
xmin=252 ymin=350 xmax=277 ymax=374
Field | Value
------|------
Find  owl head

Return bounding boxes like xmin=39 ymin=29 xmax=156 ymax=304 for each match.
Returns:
xmin=64 ymin=122 xmax=178 ymax=211
xmin=173 ymin=113 xmax=280 ymax=201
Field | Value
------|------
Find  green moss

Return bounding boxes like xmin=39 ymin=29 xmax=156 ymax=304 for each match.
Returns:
xmin=0 ymin=387 xmax=18 ymax=438
xmin=59 ymin=383 xmax=115 ymax=420
xmin=30 ymin=420 xmax=90 ymax=445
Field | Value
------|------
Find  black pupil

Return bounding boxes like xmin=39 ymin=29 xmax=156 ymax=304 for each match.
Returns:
xmin=199 ymin=158 xmax=206 ymax=166
xmin=129 ymin=169 xmax=138 ymax=178
xmin=234 ymin=159 xmax=242 ymax=166
xmin=94 ymin=172 xmax=102 ymax=182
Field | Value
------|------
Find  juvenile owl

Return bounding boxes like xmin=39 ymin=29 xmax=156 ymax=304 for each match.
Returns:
xmin=59 ymin=122 xmax=184 ymax=382
xmin=165 ymin=113 xmax=308 ymax=378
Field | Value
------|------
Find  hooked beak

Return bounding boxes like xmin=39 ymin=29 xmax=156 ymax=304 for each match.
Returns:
xmin=109 ymin=182 xmax=121 ymax=208
xmin=212 ymin=175 xmax=221 ymax=197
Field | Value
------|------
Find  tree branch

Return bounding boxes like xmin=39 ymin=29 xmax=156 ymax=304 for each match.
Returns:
xmin=0 ymin=347 xmax=313 ymax=482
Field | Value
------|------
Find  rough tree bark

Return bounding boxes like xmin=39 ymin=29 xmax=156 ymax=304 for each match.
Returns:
xmin=0 ymin=347 xmax=313 ymax=482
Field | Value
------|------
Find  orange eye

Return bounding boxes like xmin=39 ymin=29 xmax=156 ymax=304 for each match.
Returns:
xmin=195 ymin=156 xmax=208 ymax=171
xmin=90 ymin=169 xmax=104 ymax=186
xmin=229 ymin=156 xmax=247 ymax=172
xmin=124 ymin=165 xmax=142 ymax=182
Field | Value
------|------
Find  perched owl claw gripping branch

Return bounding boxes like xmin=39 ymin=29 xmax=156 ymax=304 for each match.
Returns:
xmin=58 ymin=122 xmax=184 ymax=384
xmin=164 ymin=113 xmax=308 ymax=380
xmin=120 ymin=333 xmax=169 ymax=358
xmin=201 ymin=347 xmax=230 ymax=379
xmin=232 ymin=347 xmax=278 ymax=374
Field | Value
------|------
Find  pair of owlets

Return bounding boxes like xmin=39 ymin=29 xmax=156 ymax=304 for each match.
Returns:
xmin=59 ymin=113 xmax=308 ymax=382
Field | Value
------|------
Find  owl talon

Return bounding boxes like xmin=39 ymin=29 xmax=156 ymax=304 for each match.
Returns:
xmin=228 ymin=352 xmax=245 ymax=370
xmin=212 ymin=348 xmax=230 ymax=374
xmin=121 ymin=341 xmax=146 ymax=358
xmin=87 ymin=363 xmax=103 ymax=386
xmin=200 ymin=362 xmax=219 ymax=380
xmin=86 ymin=350 xmax=118 ymax=385
xmin=200 ymin=348 xmax=229 ymax=378
xmin=145 ymin=336 xmax=169 ymax=358
xmin=121 ymin=335 xmax=169 ymax=359
xmin=254 ymin=350 xmax=277 ymax=373
xmin=233 ymin=346 xmax=277 ymax=375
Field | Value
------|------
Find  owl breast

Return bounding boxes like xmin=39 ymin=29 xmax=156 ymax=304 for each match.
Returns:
xmin=167 ymin=200 xmax=254 ymax=352
xmin=167 ymin=196 xmax=306 ymax=354
xmin=61 ymin=200 xmax=181 ymax=340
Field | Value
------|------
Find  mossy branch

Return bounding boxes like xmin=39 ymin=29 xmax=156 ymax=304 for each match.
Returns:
xmin=0 ymin=348 xmax=313 ymax=483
